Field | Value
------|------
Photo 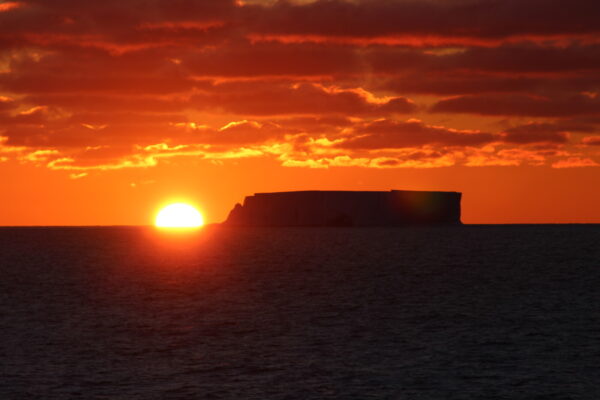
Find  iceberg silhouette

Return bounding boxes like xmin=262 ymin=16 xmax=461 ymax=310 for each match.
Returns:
xmin=224 ymin=190 xmax=462 ymax=226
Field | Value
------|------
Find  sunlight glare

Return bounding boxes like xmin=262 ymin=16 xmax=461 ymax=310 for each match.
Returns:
xmin=155 ymin=203 xmax=204 ymax=228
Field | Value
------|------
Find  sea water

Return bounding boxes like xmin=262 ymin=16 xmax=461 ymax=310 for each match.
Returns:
xmin=0 ymin=225 xmax=599 ymax=399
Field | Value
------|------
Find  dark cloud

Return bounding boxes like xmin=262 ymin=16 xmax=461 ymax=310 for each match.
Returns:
xmin=368 ymin=44 xmax=600 ymax=77
xmin=501 ymin=123 xmax=573 ymax=144
xmin=183 ymin=41 xmax=362 ymax=77
xmin=4 ymin=0 xmax=600 ymax=45
xmin=250 ymin=0 xmax=600 ymax=40
xmin=339 ymin=119 xmax=497 ymax=149
xmin=380 ymin=72 xmax=600 ymax=96
xmin=442 ymin=44 xmax=600 ymax=73
xmin=582 ymin=136 xmax=600 ymax=146
xmin=0 ymin=97 xmax=17 ymax=111
xmin=191 ymin=83 xmax=416 ymax=116
xmin=197 ymin=121 xmax=290 ymax=145
xmin=23 ymin=94 xmax=187 ymax=113
xmin=0 ymin=106 xmax=50 ymax=125
xmin=432 ymin=93 xmax=600 ymax=117
xmin=0 ymin=0 xmax=236 ymax=39
xmin=1 ymin=0 xmax=599 ymax=170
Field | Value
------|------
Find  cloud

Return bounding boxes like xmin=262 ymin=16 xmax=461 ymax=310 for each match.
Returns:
xmin=0 ymin=2 xmax=22 ymax=13
xmin=197 ymin=120 xmax=289 ymax=145
xmin=432 ymin=93 xmax=600 ymax=117
xmin=0 ymin=135 xmax=26 ymax=157
xmin=22 ymin=149 xmax=59 ymax=163
xmin=380 ymin=72 xmax=600 ymax=96
xmin=582 ymin=136 xmax=600 ymax=146
xmin=69 ymin=172 xmax=88 ymax=179
xmin=191 ymin=83 xmax=416 ymax=116
xmin=183 ymin=41 xmax=362 ymax=77
xmin=3 ymin=0 xmax=600 ymax=48
xmin=22 ymin=94 xmax=187 ymax=113
xmin=0 ymin=96 xmax=16 ymax=111
xmin=5 ymin=81 xmax=415 ymax=119
xmin=338 ymin=119 xmax=496 ymax=150
xmin=1 ymin=112 xmax=190 ymax=148
xmin=249 ymin=0 xmax=600 ymax=42
xmin=279 ymin=152 xmax=456 ymax=169
xmin=500 ymin=123 xmax=573 ymax=144
xmin=552 ymin=157 xmax=599 ymax=168
xmin=46 ymin=155 xmax=158 ymax=171
xmin=0 ymin=0 xmax=236 ymax=42
xmin=1 ymin=0 xmax=599 ymax=175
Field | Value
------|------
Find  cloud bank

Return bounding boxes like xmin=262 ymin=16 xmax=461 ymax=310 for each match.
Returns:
xmin=0 ymin=0 xmax=598 ymax=172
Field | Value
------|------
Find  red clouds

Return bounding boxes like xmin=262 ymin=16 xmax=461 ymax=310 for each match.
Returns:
xmin=339 ymin=119 xmax=496 ymax=150
xmin=191 ymin=83 xmax=416 ymax=116
xmin=582 ymin=136 xmax=600 ymax=146
xmin=250 ymin=0 xmax=600 ymax=40
xmin=0 ymin=96 xmax=16 ymax=111
xmin=0 ymin=0 xmax=598 ymax=171
xmin=499 ymin=122 xmax=591 ymax=144
xmin=432 ymin=93 xmax=600 ymax=117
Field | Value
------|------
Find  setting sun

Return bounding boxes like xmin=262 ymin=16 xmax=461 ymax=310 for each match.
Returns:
xmin=155 ymin=203 xmax=204 ymax=228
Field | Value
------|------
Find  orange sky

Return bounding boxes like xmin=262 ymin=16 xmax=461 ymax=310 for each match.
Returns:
xmin=1 ymin=0 xmax=599 ymax=225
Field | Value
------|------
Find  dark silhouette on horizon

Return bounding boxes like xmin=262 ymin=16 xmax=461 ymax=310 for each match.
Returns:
xmin=224 ymin=190 xmax=461 ymax=227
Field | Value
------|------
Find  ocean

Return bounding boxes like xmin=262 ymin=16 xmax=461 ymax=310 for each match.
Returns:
xmin=0 ymin=225 xmax=599 ymax=399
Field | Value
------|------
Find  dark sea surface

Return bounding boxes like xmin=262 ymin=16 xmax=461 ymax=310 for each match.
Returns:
xmin=0 ymin=225 xmax=599 ymax=399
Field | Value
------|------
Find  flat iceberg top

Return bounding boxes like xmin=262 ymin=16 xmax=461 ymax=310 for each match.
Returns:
xmin=253 ymin=189 xmax=461 ymax=195
xmin=225 ymin=190 xmax=462 ymax=227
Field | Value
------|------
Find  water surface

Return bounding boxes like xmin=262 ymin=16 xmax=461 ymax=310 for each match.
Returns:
xmin=1 ymin=225 xmax=599 ymax=399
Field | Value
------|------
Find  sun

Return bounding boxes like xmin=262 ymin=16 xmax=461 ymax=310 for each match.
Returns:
xmin=155 ymin=203 xmax=204 ymax=228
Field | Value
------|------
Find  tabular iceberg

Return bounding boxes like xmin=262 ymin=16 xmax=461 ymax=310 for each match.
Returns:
xmin=224 ymin=190 xmax=462 ymax=226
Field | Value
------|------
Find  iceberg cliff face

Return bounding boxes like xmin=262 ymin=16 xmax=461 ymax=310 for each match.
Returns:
xmin=225 ymin=190 xmax=462 ymax=226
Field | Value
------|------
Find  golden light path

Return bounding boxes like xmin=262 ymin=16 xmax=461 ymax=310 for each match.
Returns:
xmin=155 ymin=203 xmax=204 ymax=228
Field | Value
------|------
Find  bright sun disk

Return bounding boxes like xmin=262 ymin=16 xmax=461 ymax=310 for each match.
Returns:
xmin=155 ymin=203 xmax=204 ymax=228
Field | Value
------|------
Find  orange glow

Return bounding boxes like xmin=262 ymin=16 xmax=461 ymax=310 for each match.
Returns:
xmin=0 ymin=2 xmax=22 ymax=12
xmin=155 ymin=203 xmax=204 ymax=228
xmin=0 ymin=1 xmax=599 ymax=225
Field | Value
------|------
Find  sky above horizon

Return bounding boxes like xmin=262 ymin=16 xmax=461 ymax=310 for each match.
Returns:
xmin=1 ymin=0 xmax=599 ymax=225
